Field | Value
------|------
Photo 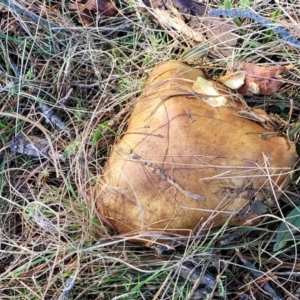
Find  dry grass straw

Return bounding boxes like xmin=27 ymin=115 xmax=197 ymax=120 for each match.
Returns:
xmin=0 ymin=0 xmax=300 ymax=299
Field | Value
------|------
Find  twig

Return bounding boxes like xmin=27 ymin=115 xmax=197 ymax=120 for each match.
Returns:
xmin=208 ymin=9 xmax=300 ymax=49
xmin=179 ymin=263 xmax=216 ymax=288
xmin=236 ymin=250 xmax=283 ymax=300
xmin=1 ymin=0 xmax=133 ymax=33
xmin=1 ymin=0 xmax=62 ymax=30
xmin=115 ymin=146 xmax=205 ymax=202
xmin=60 ymin=88 xmax=73 ymax=105
xmin=218 ymin=229 xmax=248 ymax=246
xmin=238 ymin=110 xmax=277 ymax=131
xmin=178 ymin=262 xmax=216 ymax=299
xmin=283 ymin=99 xmax=294 ymax=132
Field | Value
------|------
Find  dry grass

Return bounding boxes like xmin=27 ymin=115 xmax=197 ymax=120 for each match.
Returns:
xmin=0 ymin=0 xmax=300 ymax=299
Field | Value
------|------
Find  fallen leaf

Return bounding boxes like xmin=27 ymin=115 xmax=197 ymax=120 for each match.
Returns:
xmin=153 ymin=8 xmax=205 ymax=42
xmin=140 ymin=0 xmax=237 ymax=57
xmin=238 ymin=62 xmax=293 ymax=95
xmin=11 ymin=134 xmax=65 ymax=162
xmin=69 ymin=0 xmax=117 ymax=25
xmin=81 ymin=0 xmax=116 ymax=12
xmin=39 ymin=103 xmax=67 ymax=131
xmin=201 ymin=17 xmax=239 ymax=56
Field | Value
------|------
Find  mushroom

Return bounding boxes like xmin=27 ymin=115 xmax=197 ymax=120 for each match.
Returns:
xmin=89 ymin=61 xmax=297 ymax=242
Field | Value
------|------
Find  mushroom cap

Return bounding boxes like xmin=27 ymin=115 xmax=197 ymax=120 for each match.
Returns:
xmin=90 ymin=61 xmax=297 ymax=237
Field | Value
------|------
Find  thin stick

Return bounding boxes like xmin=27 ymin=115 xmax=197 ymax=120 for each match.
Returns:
xmin=115 ymin=146 xmax=205 ymax=202
xmin=208 ymin=9 xmax=300 ymax=49
xmin=236 ymin=250 xmax=283 ymax=300
xmin=1 ymin=0 xmax=61 ymax=30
